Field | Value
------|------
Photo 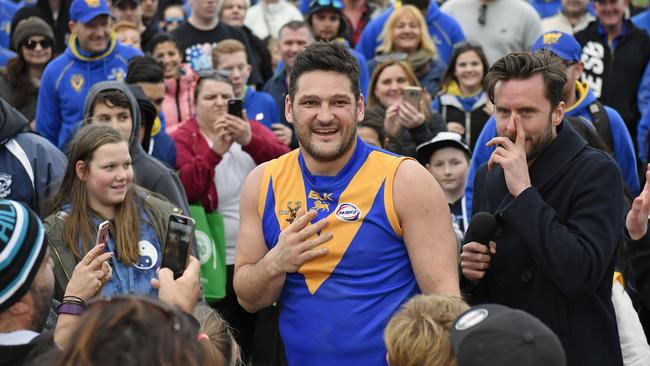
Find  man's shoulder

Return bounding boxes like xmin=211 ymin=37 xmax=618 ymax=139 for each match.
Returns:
xmin=115 ymin=43 xmax=144 ymax=59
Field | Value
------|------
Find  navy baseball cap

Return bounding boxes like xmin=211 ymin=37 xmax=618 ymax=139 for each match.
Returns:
xmin=532 ymin=31 xmax=582 ymax=63
xmin=70 ymin=0 xmax=111 ymax=24
xmin=416 ymin=132 xmax=471 ymax=165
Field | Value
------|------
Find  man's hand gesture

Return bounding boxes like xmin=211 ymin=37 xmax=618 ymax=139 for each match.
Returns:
xmin=266 ymin=209 xmax=332 ymax=275
xmin=627 ymin=164 xmax=650 ymax=240
xmin=486 ymin=117 xmax=532 ymax=197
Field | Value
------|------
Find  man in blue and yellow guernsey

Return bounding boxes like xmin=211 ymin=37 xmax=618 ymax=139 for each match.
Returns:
xmin=35 ymin=0 xmax=142 ymax=150
xmin=234 ymin=42 xmax=460 ymax=365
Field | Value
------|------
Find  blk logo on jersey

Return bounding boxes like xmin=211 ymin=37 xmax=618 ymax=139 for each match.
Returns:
xmin=335 ymin=203 xmax=361 ymax=222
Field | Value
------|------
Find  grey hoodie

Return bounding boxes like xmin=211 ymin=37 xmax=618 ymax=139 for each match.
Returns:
xmin=81 ymin=81 xmax=191 ymax=217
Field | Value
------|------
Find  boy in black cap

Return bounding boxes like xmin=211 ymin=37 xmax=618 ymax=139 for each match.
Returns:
xmin=417 ymin=132 xmax=471 ymax=239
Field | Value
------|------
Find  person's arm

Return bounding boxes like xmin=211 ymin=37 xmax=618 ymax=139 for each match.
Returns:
xmin=173 ymin=130 xmax=222 ymax=204
xmin=233 ymin=164 xmax=331 ymax=312
xmin=393 ymin=159 xmax=460 ymax=295
xmin=243 ymin=121 xmax=290 ymax=163
xmin=607 ymin=107 xmax=641 ymax=195
xmin=35 ymin=67 xmax=62 ymax=147
xmin=54 ymin=244 xmax=113 ymax=349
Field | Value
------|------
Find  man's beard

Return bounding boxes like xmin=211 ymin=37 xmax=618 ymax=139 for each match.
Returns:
xmin=28 ymin=282 xmax=54 ymax=332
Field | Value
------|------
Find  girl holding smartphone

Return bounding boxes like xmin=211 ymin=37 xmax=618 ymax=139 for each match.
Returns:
xmin=45 ymin=125 xmax=180 ymax=300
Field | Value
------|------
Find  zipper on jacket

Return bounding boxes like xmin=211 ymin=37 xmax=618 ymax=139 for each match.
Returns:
xmin=175 ymin=78 xmax=182 ymax=124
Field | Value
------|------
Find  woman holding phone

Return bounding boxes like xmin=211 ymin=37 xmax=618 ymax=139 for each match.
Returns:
xmin=367 ymin=60 xmax=446 ymax=157
xmin=433 ymin=43 xmax=492 ymax=150
xmin=171 ymin=71 xmax=287 ymax=361
xmin=45 ymin=125 xmax=181 ymax=300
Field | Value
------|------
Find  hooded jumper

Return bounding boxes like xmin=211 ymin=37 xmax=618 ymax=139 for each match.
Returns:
xmin=35 ymin=33 xmax=142 ymax=150
xmin=0 ymin=97 xmax=66 ymax=212
xmin=81 ymin=81 xmax=191 ymax=219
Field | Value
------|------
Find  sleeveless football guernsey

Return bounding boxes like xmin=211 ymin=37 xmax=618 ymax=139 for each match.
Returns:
xmin=258 ymin=138 xmax=419 ymax=365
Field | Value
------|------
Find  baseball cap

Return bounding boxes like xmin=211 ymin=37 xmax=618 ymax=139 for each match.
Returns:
xmin=0 ymin=200 xmax=47 ymax=313
xmin=532 ymin=31 xmax=582 ymax=63
xmin=416 ymin=132 xmax=471 ymax=165
xmin=113 ymin=0 xmax=142 ymax=7
xmin=451 ymin=304 xmax=567 ymax=366
xmin=70 ymin=0 xmax=111 ymax=24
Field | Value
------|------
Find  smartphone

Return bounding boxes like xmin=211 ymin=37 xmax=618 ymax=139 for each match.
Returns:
xmin=227 ymin=99 xmax=243 ymax=118
xmin=95 ymin=220 xmax=110 ymax=246
xmin=161 ymin=214 xmax=195 ymax=279
xmin=403 ymin=86 xmax=422 ymax=110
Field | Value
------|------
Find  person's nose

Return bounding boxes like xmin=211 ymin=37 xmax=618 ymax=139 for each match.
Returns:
xmin=444 ymin=163 xmax=452 ymax=175
xmin=216 ymin=95 xmax=228 ymax=107
xmin=506 ymin=113 xmax=518 ymax=135
xmin=316 ymin=103 xmax=334 ymax=124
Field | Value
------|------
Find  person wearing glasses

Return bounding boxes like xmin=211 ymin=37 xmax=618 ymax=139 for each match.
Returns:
xmin=171 ymin=71 xmax=287 ymax=362
xmin=0 ymin=17 xmax=55 ymax=123
xmin=441 ymin=0 xmax=542 ymax=65
xmin=160 ymin=4 xmax=185 ymax=32
xmin=370 ymin=5 xmax=446 ymax=97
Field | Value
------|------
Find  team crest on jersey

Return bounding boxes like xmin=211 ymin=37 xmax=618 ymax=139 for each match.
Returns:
xmin=335 ymin=203 xmax=361 ymax=222
xmin=0 ymin=173 xmax=12 ymax=198
xmin=70 ymin=74 xmax=84 ymax=92
xmin=279 ymin=201 xmax=302 ymax=224
xmin=108 ymin=68 xmax=126 ymax=81
xmin=309 ymin=190 xmax=333 ymax=212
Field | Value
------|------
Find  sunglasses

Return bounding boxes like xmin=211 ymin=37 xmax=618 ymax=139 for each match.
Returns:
xmin=165 ymin=16 xmax=185 ymax=24
xmin=311 ymin=0 xmax=344 ymax=9
xmin=23 ymin=38 xmax=53 ymax=50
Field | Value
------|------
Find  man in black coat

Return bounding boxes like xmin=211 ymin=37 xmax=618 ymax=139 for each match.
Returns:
xmin=461 ymin=51 xmax=624 ymax=366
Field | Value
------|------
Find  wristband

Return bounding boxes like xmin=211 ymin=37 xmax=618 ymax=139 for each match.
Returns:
xmin=57 ymin=302 xmax=86 ymax=316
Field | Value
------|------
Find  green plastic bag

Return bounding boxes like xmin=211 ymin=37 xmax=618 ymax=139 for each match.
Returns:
xmin=189 ymin=204 xmax=226 ymax=302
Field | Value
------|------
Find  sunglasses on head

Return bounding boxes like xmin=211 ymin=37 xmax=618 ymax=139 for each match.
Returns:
xmin=23 ymin=38 xmax=53 ymax=50
xmin=374 ymin=52 xmax=408 ymax=64
xmin=165 ymin=16 xmax=184 ymax=24
xmin=311 ymin=0 xmax=344 ymax=10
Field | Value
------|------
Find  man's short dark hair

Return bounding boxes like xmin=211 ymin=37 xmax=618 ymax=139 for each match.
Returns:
xmin=289 ymin=42 xmax=360 ymax=102
xmin=484 ymin=51 xmax=567 ymax=110
xmin=90 ymin=89 xmax=132 ymax=117
xmin=125 ymin=56 xmax=164 ymax=84
xmin=278 ymin=20 xmax=313 ymax=40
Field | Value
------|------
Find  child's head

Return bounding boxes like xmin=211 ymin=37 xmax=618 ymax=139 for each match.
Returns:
xmin=385 ymin=294 xmax=469 ymax=366
xmin=50 ymin=125 xmax=142 ymax=264
xmin=358 ymin=105 xmax=387 ymax=148
xmin=193 ymin=304 xmax=241 ymax=366
xmin=416 ymin=132 xmax=470 ymax=200
xmin=114 ymin=21 xmax=141 ymax=50
xmin=87 ymin=88 xmax=135 ymax=141
xmin=161 ymin=4 xmax=185 ymax=32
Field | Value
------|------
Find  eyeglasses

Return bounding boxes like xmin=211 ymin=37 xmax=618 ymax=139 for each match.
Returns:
xmin=310 ymin=0 xmax=344 ymax=10
xmin=478 ymin=4 xmax=487 ymax=26
xmin=165 ymin=16 xmax=185 ymax=24
xmin=374 ymin=52 xmax=408 ymax=64
xmin=23 ymin=39 xmax=53 ymax=50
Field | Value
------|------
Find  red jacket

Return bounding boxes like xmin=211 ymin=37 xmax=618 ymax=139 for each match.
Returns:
xmin=171 ymin=117 xmax=289 ymax=212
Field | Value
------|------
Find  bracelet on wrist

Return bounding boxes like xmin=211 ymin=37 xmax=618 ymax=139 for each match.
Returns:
xmin=57 ymin=302 xmax=86 ymax=316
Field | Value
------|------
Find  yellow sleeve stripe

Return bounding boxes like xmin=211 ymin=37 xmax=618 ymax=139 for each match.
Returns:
xmin=384 ymin=157 xmax=414 ymax=237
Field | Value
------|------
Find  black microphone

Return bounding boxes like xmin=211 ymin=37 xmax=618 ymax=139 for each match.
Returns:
xmin=464 ymin=212 xmax=497 ymax=246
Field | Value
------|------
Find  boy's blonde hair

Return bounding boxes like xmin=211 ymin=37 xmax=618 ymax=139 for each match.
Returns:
xmin=384 ymin=294 xmax=469 ymax=366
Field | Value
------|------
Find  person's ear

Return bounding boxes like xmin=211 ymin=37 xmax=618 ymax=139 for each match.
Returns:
xmin=75 ymin=160 xmax=87 ymax=181
xmin=285 ymin=94 xmax=294 ymax=124
xmin=68 ymin=21 xmax=77 ymax=34
xmin=357 ymin=95 xmax=365 ymax=122
xmin=552 ymin=101 xmax=565 ymax=127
